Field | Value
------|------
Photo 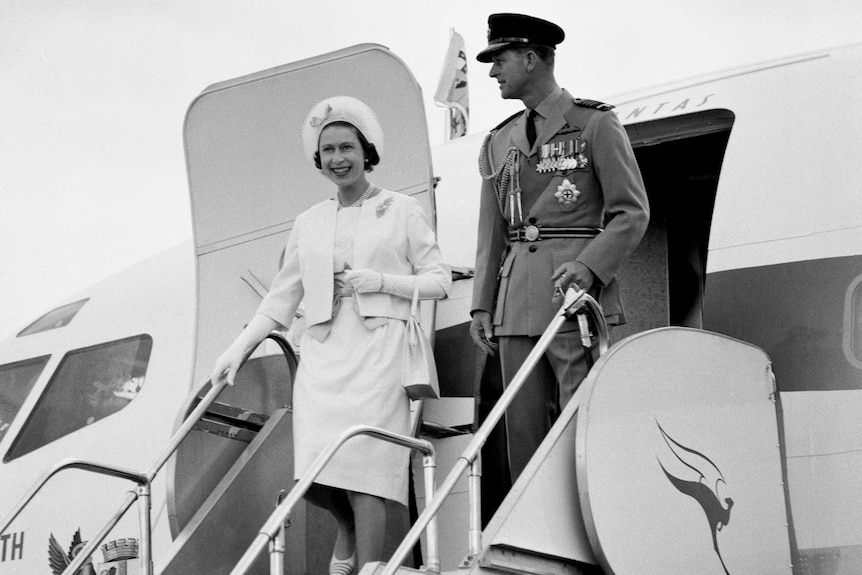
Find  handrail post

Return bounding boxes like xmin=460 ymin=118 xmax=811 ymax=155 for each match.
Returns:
xmin=421 ymin=451 xmax=439 ymax=573
xmin=138 ymin=483 xmax=153 ymax=575
xmin=0 ymin=459 xmax=147 ymax=536
xmin=60 ymin=490 xmax=140 ymax=575
xmin=467 ymin=454 xmax=482 ymax=559
xmin=230 ymin=426 xmax=435 ymax=575
xmin=270 ymin=490 xmax=288 ymax=575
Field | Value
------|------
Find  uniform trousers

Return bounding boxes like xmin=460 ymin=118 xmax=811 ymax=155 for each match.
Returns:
xmin=499 ymin=329 xmax=596 ymax=482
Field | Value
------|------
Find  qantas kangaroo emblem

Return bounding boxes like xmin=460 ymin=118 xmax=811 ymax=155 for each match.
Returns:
xmin=656 ymin=420 xmax=734 ymax=574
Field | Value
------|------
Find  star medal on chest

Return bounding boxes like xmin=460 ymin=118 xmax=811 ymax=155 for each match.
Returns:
xmin=555 ymin=179 xmax=580 ymax=206
xmin=537 ymin=137 xmax=588 ymax=173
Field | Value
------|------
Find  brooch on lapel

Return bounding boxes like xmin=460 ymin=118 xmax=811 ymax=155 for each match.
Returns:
xmin=376 ymin=197 xmax=394 ymax=218
xmin=537 ymin=137 xmax=589 ymax=173
xmin=555 ymin=179 xmax=580 ymax=207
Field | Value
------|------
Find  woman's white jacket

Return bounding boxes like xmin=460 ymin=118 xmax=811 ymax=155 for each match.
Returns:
xmin=256 ymin=189 xmax=451 ymax=333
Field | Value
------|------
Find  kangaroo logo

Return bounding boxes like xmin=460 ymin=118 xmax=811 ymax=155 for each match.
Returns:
xmin=656 ymin=420 xmax=734 ymax=574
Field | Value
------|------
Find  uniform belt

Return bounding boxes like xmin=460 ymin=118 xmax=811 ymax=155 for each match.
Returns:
xmin=508 ymin=225 xmax=602 ymax=242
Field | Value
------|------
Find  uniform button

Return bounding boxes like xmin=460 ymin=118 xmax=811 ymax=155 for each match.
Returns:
xmin=528 ymin=217 xmax=537 ymax=224
xmin=529 ymin=245 xmax=537 ymax=253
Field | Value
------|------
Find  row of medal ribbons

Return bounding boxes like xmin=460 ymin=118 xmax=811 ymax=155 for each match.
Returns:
xmin=537 ymin=138 xmax=588 ymax=173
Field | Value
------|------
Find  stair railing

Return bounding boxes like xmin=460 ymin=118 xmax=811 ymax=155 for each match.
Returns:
xmin=380 ymin=285 xmax=608 ymax=575
xmin=269 ymin=489 xmax=289 ymax=575
xmin=229 ymin=424 xmax=438 ymax=574
xmin=0 ymin=333 xmax=297 ymax=575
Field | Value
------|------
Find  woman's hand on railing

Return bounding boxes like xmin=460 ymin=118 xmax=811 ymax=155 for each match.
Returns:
xmin=211 ymin=314 xmax=281 ymax=386
xmin=211 ymin=343 xmax=248 ymax=387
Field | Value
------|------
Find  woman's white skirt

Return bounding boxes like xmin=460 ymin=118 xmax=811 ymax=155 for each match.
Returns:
xmin=292 ymin=296 xmax=411 ymax=505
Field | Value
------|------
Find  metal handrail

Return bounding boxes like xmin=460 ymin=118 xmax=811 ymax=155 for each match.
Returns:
xmin=230 ymin=424 xmax=438 ymax=575
xmin=0 ymin=458 xmax=152 ymax=575
xmin=0 ymin=333 xmax=296 ymax=575
xmin=380 ymin=286 xmax=608 ymax=575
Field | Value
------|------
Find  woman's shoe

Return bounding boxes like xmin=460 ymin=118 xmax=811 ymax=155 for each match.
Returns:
xmin=329 ymin=549 xmax=357 ymax=575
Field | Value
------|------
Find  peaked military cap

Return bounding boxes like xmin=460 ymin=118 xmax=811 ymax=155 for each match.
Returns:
xmin=476 ymin=13 xmax=565 ymax=63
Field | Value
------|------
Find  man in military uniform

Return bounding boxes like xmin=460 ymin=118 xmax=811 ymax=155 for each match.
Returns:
xmin=470 ymin=13 xmax=650 ymax=482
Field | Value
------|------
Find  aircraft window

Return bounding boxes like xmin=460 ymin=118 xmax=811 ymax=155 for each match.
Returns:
xmin=4 ymin=335 xmax=152 ymax=462
xmin=845 ymin=274 xmax=862 ymax=369
xmin=0 ymin=356 xmax=50 ymax=443
xmin=17 ymin=298 xmax=89 ymax=337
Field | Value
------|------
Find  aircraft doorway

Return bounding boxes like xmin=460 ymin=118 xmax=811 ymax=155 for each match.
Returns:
xmin=614 ymin=109 xmax=735 ymax=341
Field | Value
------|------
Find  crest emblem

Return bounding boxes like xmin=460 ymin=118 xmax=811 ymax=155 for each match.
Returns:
xmin=49 ymin=528 xmax=95 ymax=575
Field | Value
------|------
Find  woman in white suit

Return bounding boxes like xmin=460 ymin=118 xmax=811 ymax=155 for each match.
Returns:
xmin=211 ymin=96 xmax=450 ymax=575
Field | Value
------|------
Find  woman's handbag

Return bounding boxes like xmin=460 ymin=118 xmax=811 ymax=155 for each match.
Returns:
xmin=402 ymin=283 xmax=440 ymax=400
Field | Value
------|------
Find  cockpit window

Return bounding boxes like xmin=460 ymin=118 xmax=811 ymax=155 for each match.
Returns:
xmin=0 ymin=356 xmax=50 ymax=444
xmin=5 ymin=335 xmax=152 ymax=461
xmin=17 ymin=299 xmax=89 ymax=337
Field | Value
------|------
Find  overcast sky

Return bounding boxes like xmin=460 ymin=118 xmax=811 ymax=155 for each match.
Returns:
xmin=2 ymin=0 xmax=861 ymax=338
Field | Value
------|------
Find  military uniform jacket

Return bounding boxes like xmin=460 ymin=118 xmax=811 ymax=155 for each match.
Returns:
xmin=471 ymin=88 xmax=649 ymax=336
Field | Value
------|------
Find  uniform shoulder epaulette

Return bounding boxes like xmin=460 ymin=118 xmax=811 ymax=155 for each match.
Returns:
xmin=574 ymin=98 xmax=615 ymax=111
xmin=491 ymin=110 xmax=522 ymax=132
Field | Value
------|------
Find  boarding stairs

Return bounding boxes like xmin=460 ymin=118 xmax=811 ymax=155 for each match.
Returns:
xmin=226 ymin=283 xmax=794 ymax=575
xmin=226 ymin=286 xmax=610 ymax=575
xmin=0 ymin=286 xmax=796 ymax=575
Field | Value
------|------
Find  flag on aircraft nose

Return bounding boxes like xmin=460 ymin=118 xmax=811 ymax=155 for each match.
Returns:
xmin=434 ymin=28 xmax=469 ymax=140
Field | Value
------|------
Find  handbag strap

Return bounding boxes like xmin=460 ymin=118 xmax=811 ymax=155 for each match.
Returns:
xmin=410 ymin=279 xmax=420 ymax=320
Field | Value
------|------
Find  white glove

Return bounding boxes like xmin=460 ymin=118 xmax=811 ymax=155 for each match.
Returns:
xmin=344 ymin=269 xmax=383 ymax=293
xmin=210 ymin=314 xmax=279 ymax=386
xmin=211 ymin=341 xmax=249 ymax=387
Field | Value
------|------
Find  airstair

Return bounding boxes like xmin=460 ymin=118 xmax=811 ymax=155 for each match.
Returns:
xmin=0 ymin=286 xmax=797 ymax=575
xmin=222 ymin=285 xmax=795 ymax=575
xmin=222 ymin=286 xmax=608 ymax=575
xmin=356 ymin=294 xmax=795 ymax=575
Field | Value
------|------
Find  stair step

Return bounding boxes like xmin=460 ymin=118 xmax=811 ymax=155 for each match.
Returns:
xmin=476 ymin=545 xmax=602 ymax=575
xmin=361 ymin=560 xmax=458 ymax=575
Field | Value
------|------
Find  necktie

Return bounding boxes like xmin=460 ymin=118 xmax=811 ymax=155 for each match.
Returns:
xmin=526 ymin=109 xmax=538 ymax=149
